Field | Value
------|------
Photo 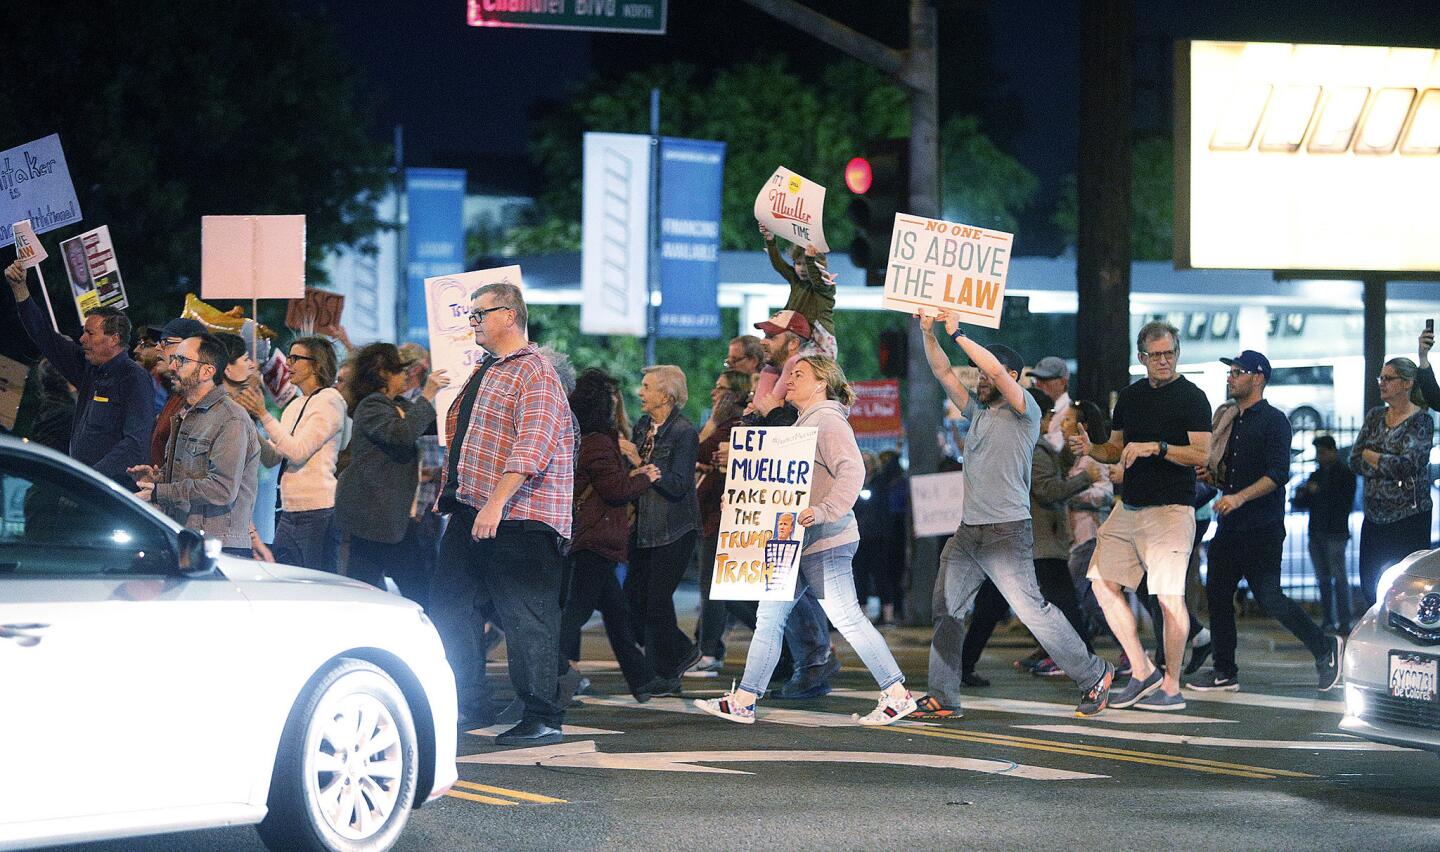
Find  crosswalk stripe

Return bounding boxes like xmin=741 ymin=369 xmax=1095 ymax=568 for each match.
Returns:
xmin=1180 ymin=689 xmax=1344 ymax=714
xmin=454 ymin=780 xmax=568 ymax=804
xmin=446 ymin=789 xmax=518 ymax=806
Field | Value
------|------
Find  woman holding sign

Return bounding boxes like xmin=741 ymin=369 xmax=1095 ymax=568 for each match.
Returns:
xmin=695 ymin=356 xmax=916 ymax=726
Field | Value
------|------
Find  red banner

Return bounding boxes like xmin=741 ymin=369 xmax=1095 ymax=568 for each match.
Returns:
xmin=849 ymin=379 xmax=902 ymax=438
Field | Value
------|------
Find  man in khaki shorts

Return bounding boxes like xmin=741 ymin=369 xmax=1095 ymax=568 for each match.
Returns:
xmin=1069 ymin=321 xmax=1211 ymax=711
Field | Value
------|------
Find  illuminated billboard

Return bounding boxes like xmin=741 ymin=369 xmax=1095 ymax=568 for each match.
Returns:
xmin=1175 ymin=41 xmax=1440 ymax=272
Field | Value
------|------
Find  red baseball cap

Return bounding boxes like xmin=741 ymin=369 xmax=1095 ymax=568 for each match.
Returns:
xmin=754 ymin=309 xmax=812 ymax=340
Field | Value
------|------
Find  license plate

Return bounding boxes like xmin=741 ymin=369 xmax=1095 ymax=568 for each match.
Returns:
xmin=1389 ymin=651 xmax=1440 ymax=701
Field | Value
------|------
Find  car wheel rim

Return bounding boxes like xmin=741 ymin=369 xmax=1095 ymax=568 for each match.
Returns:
xmin=308 ymin=693 xmax=405 ymax=841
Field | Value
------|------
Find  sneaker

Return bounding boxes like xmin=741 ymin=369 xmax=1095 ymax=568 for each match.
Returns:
xmin=670 ymin=644 xmax=704 ymax=680
xmin=1074 ymin=662 xmax=1115 ymax=717
xmin=1184 ymin=637 xmax=1212 ymax=676
xmin=1188 ymin=670 xmax=1239 ymax=692
xmin=907 ymin=693 xmax=963 ymax=720
xmin=1013 ymin=649 xmax=1046 ymax=673
xmin=960 ymin=672 xmax=990 ymax=688
xmin=854 ymin=689 xmax=919 ymax=726
xmin=1032 ymin=657 xmax=1066 ymax=678
xmin=1135 ymin=689 xmax=1186 ymax=712
xmin=1316 ymin=634 xmax=1344 ymax=691
xmin=643 ymin=677 xmax=684 ymax=697
xmin=1109 ymin=667 xmax=1162 ymax=709
xmin=775 ymin=679 xmax=832 ymax=700
xmin=1115 ymin=651 xmax=1132 ymax=678
xmin=684 ymin=655 xmax=722 ymax=678
xmin=694 ymin=684 xmax=755 ymax=725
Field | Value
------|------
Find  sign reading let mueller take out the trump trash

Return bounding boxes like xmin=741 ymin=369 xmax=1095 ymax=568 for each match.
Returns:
xmin=880 ymin=213 xmax=1013 ymax=329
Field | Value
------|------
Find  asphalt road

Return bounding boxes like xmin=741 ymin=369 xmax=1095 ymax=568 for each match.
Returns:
xmin=63 ymin=617 xmax=1440 ymax=851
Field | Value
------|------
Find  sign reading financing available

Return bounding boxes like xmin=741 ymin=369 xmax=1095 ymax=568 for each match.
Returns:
xmin=753 ymin=166 xmax=829 ymax=254
xmin=710 ymin=427 xmax=818 ymax=602
xmin=910 ymin=471 xmax=966 ymax=538
xmin=467 ymin=0 xmax=666 ymax=34
xmin=0 ymin=134 xmax=82 ymax=247
xmin=425 ymin=265 xmax=522 ymax=445
xmin=657 ymin=137 xmax=724 ymax=339
xmin=201 ymin=215 xmax=306 ymax=300
xmin=881 ymin=214 xmax=1013 ymax=329
xmin=849 ymin=379 xmax=902 ymax=439
xmin=60 ymin=226 xmax=127 ymax=319
xmin=581 ymin=133 xmax=650 ymax=337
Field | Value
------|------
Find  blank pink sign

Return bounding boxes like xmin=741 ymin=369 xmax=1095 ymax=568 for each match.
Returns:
xmin=200 ymin=215 xmax=306 ymax=300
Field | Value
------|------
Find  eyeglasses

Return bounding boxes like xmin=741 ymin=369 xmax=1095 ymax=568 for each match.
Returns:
xmin=1140 ymin=349 xmax=1177 ymax=362
xmin=468 ymin=305 xmax=512 ymax=324
xmin=1377 ymin=375 xmax=1406 ymax=385
xmin=1227 ymin=368 xmax=1256 ymax=377
xmin=168 ymin=354 xmax=211 ymax=369
xmin=289 ymin=354 xmax=317 ymax=364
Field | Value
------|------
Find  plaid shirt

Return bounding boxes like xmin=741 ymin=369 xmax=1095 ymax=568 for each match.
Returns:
xmin=437 ymin=344 xmax=576 ymax=538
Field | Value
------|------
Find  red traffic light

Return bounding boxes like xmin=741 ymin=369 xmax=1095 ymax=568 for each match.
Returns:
xmin=844 ymin=157 xmax=873 ymax=194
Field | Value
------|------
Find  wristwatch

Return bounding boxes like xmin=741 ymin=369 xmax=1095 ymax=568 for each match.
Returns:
xmin=950 ymin=328 xmax=966 ymax=343
xmin=1158 ymin=440 xmax=1169 ymax=459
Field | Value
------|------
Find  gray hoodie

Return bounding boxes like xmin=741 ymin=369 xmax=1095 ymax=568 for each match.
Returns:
xmin=794 ymin=400 xmax=864 ymax=555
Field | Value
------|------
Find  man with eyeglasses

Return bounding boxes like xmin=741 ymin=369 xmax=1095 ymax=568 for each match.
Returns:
xmin=5 ymin=260 xmax=153 ymax=484
xmin=147 ymin=317 xmax=209 ymax=466
xmin=1070 ymin=320 xmax=1212 ymax=711
xmin=725 ymin=335 xmax=764 ymax=378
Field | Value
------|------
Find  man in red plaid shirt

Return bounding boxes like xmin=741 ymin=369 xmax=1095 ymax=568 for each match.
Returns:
xmin=429 ymin=279 xmax=576 ymax=746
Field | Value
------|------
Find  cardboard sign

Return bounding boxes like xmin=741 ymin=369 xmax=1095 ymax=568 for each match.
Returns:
xmin=849 ymin=379 xmax=902 ymax=438
xmin=0 ymin=355 xmax=26 ymax=431
xmin=12 ymin=220 xmax=47 ymax=269
xmin=424 ymin=265 xmax=523 ymax=445
xmin=0 ymin=134 xmax=83 ymax=247
xmin=285 ymin=287 xmax=345 ymax=336
xmin=200 ymin=215 xmax=306 ymax=300
xmin=709 ymin=426 xmax=818 ymax=602
xmin=60 ymin=226 xmax=127 ymax=319
xmin=753 ymin=166 xmax=829 ymax=254
xmin=909 ymin=470 xmax=966 ymax=538
xmin=881 ymin=214 xmax=1013 ymax=329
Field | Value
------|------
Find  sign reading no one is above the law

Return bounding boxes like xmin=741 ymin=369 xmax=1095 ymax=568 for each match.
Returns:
xmin=881 ymin=213 xmax=1013 ymax=329
xmin=467 ymin=0 xmax=666 ymax=34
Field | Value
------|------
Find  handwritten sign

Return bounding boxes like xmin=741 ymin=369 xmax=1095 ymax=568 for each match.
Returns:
xmin=0 ymin=134 xmax=83 ymax=247
xmin=753 ymin=166 xmax=829 ymax=254
xmin=425 ymin=265 xmax=523 ymax=444
xmin=60 ymin=226 xmax=127 ymax=319
xmin=285 ymin=287 xmax=345 ymax=336
xmin=201 ymin=215 xmax=306 ymax=300
xmin=909 ymin=470 xmax=966 ymax=538
xmin=0 ymin=354 xmax=25 ymax=431
xmin=709 ymin=426 xmax=818 ymax=601
xmin=849 ymin=379 xmax=902 ymax=438
xmin=12 ymin=220 xmax=47 ymax=269
xmin=882 ymin=213 xmax=1013 ymax=329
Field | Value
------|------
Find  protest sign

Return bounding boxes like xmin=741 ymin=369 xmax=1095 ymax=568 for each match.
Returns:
xmin=60 ymin=226 xmax=127 ymax=320
xmin=909 ymin=470 xmax=966 ymax=538
xmin=200 ymin=215 xmax=306 ymax=300
xmin=881 ymin=214 xmax=1013 ymax=329
xmin=424 ymin=265 xmax=522 ymax=444
xmin=285 ymin=287 xmax=345 ymax=336
xmin=12 ymin=220 xmax=46 ymax=268
xmin=0 ymin=134 xmax=83 ymax=247
xmin=709 ymin=426 xmax=818 ymax=602
xmin=849 ymin=379 xmax=902 ymax=439
xmin=0 ymin=355 xmax=26 ymax=431
xmin=753 ymin=166 xmax=829 ymax=254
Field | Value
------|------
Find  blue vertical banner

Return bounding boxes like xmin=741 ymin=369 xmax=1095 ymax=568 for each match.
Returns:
xmin=405 ymin=168 xmax=466 ymax=343
xmin=657 ymin=137 xmax=725 ymax=339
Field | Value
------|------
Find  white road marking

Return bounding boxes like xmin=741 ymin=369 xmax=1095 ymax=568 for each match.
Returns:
xmin=1015 ymin=724 xmax=1409 ymax=751
xmin=458 ymin=739 xmax=1106 ymax=781
xmin=1180 ymin=689 xmax=1345 ymax=714
xmin=827 ymin=689 xmax=1235 ymax=725
xmin=466 ymin=724 xmax=624 ymax=737
xmin=575 ymin=695 xmax=938 ymax=729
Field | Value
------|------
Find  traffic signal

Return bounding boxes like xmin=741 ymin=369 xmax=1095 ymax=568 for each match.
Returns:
xmin=878 ymin=327 xmax=908 ymax=378
xmin=845 ymin=139 xmax=909 ymax=287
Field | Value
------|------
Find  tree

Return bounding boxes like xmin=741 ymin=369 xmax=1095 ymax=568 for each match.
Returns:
xmin=0 ymin=0 xmax=391 ymax=331
xmin=1051 ymin=136 xmax=1173 ymax=260
xmin=940 ymin=115 xmax=1038 ymax=233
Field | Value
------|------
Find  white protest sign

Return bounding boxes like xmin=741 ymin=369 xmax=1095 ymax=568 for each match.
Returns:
xmin=424 ymin=265 xmax=523 ymax=445
xmin=12 ymin=220 xmax=47 ymax=268
xmin=709 ymin=426 xmax=819 ymax=601
xmin=882 ymin=214 xmax=1013 ymax=329
xmin=909 ymin=470 xmax=966 ymax=538
xmin=200 ymin=215 xmax=306 ymax=300
xmin=753 ymin=166 xmax=829 ymax=254
xmin=60 ymin=225 xmax=127 ymax=320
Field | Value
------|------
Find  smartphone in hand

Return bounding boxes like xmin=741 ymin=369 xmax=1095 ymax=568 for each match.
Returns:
xmin=1427 ymin=318 xmax=1434 ymax=333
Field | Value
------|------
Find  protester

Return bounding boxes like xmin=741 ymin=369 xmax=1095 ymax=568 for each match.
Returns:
xmin=213 ymin=333 xmax=272 ymax=561
xmin=1417 ymin=326 xmax=1440 ymax=410
xmin=916 ymin=311 xmax=1115 ymax=719
xmin=758 ymin=221 xmax=837 ymax=358
xmin=428 ymin=281 xmax=576 ymax=746
xmin=131 ymin=327 xmax=168 ymax=416
xmin=1030 ymin=356 xmax=1071 ymax=451
xmin=396 ymin=342 xmax=445 ymax=605
xmin=128 ymin=334 xmax=259 ymax=558
xmin=1071 ymin=320 xmax=1211 ymax=711
xmin=625 ymin=364 xmax=703 ymax=689
xmin=335 ymin=343 xmax=446 ymax=592
xmin=29 ymin=360 xmax=76 ymax=454
xmin=1293 ymin=434 xmax=1359 ymax=633
xmin=695 ymin=370 xmax=757 ymax=672
xmin=6 ymin=260 xmax=153 ymax=483
xmin=1350 ymin=356 xmax=1433 ymax=607
xmin=148 ymin=318 xmax=209 ymax=466
xmin=747 ymin=310 xmax=811 ymax=425
xmin=558 ymin=368 xmax=667 ymax=702
xmin=1059 ymin=400 xmax=1115 ymax=647
xmin=237 ymin=336 xmax=348 ymax=573
xmin=1190 ymin=350 xmax=1341 ymax=693
xmin=725 ymin=334 xmax=765 ymax=377
xmin=695 ymin=356 xmax=916 ymax=726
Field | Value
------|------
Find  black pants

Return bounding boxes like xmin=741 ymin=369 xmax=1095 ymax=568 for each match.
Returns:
xmin=391 ymin=515 xmax=442 ymax=609
xmin=1207 ymin=524 xmax=1326 ymax=679
xmin=429 ymin=511 xmax=566 ymax=727
xmin=626 ymin=531 xmax=699 ymax=679
xmin=960 ymin=579 xmax=1009 ymax=675
xmin=1360 ymin=511 xmax=1432 ymax=607
xmin=271 ymin=508 xmax=334 ymax=573
xmin=347 ymin=530 xmax=415 ymax=591
xmin=697 ymin=533 xmax=760 ymax=659
xmin=560 ymin=549 xmax=655 ymax=692
xmin=1035 ymin=558 xmax=1093 ymax=653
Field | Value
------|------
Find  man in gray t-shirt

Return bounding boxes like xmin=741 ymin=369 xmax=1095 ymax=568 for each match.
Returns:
xmin=910 ymin=311 xmax=1114 ymax=719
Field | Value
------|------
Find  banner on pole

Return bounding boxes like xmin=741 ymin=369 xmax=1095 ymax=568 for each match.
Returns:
xmin=657 ymin=137 xmax=724 ymax=338
xmin=0 ymin=134 xmax=82 ymax=247
xmin=753 ymin=166 xmax=829 ymax=254
xmin=709 ymin=426 xmax=818 ymax=602
xmin=910 ymin=470 xmax=966 ymax=538
xmin=581 ymin=133 xmax=650 ymax=337
xmin=200 ymin=215 xmax=306 ymax=300
xmin=60 ymin=225 xmax=127 ymax=319
xmin=881 ymin=214 xmax=1013 ymax=329
xmin=405 ymin=168 xmax=467 ymax=344
xmin=424 ymin=265 xmax=522 ymax=444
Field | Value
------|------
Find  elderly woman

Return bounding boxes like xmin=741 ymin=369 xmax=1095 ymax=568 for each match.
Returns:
xmin=622 ymin=364 xmax=701 ymax=688
xmin=1351 ymin=356 xmax=1434 ymax=606
xmin=695 ymin=355 xmax=915 ymax=726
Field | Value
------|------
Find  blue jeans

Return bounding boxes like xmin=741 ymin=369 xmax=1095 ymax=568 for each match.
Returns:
xmin=1309 ymin=532 xmax=1351 ymax=630
xmin=928 ymin=521 xmax=1105 ymax=708
xmin=739 ymin=542 xmax=904 ymax=696
xmin=271 ymin=507 xmax=333 ymax=573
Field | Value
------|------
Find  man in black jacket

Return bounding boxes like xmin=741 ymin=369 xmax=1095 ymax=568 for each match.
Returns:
xmin=1293 ymin=434 xmax=1359 ymax=633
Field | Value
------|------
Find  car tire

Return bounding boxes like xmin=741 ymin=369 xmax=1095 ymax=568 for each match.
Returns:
xmin=257 ymin=658 xmax=419 ymax=852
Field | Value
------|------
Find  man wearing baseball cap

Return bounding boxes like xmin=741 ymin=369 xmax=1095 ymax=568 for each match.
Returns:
xmin=747 ymin=309 xmax=813 ymax=426
xmin=1029 ymin=356 xmax=1071 ymax=451
xmin=1191 ymin=349 xmax=1341 ymax=693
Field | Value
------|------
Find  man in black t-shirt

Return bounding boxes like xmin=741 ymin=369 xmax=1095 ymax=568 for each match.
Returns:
xmin=1070 ymin=321 xmax=1212 ymax=712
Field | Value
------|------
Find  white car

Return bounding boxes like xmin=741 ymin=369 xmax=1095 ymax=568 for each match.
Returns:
xmin=0 ymin=436 xmax=457 ymax=851
xmin=1340 ymin=548 xmax=1440 ymax=753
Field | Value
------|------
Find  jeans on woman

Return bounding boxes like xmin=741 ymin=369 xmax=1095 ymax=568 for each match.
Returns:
xmin=739 ymin=542 xmax=904 ymax=697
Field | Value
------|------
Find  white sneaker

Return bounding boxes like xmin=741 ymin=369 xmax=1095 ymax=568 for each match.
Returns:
xmin=684 ymin=655 xmax=722 ymax=678
xmin=694 ymin=683 xmax=755 ymax=725
xmin=853 ymin=689 xmax=918 ymax=726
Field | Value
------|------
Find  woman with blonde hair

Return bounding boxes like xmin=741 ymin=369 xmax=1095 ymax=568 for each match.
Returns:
xmin=696 ymin=355 xmax=915 ymax=726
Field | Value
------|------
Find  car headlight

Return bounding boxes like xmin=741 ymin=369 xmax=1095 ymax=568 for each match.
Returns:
xmin=1345 ymin=683 xmax=1366 ymax=719
xmin=1376 ymin=563 xmax=1410 ymax=606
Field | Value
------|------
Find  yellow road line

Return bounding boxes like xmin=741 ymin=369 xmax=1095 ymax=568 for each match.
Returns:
xmin=948 ymin=728 xmax=1315 ymax=778
xmin=454 ymin=780 xmax=568 ymax=804
xmin=446 ymin=789 xmax=518 ymax=806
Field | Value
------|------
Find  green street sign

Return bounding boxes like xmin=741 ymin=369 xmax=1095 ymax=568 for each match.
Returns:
xmin=467 ymin=0 xmax=667 ymax=35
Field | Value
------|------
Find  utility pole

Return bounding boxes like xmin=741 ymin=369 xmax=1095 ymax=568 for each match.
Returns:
xmin=739 ymin=0 xmax=941 ymax=624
